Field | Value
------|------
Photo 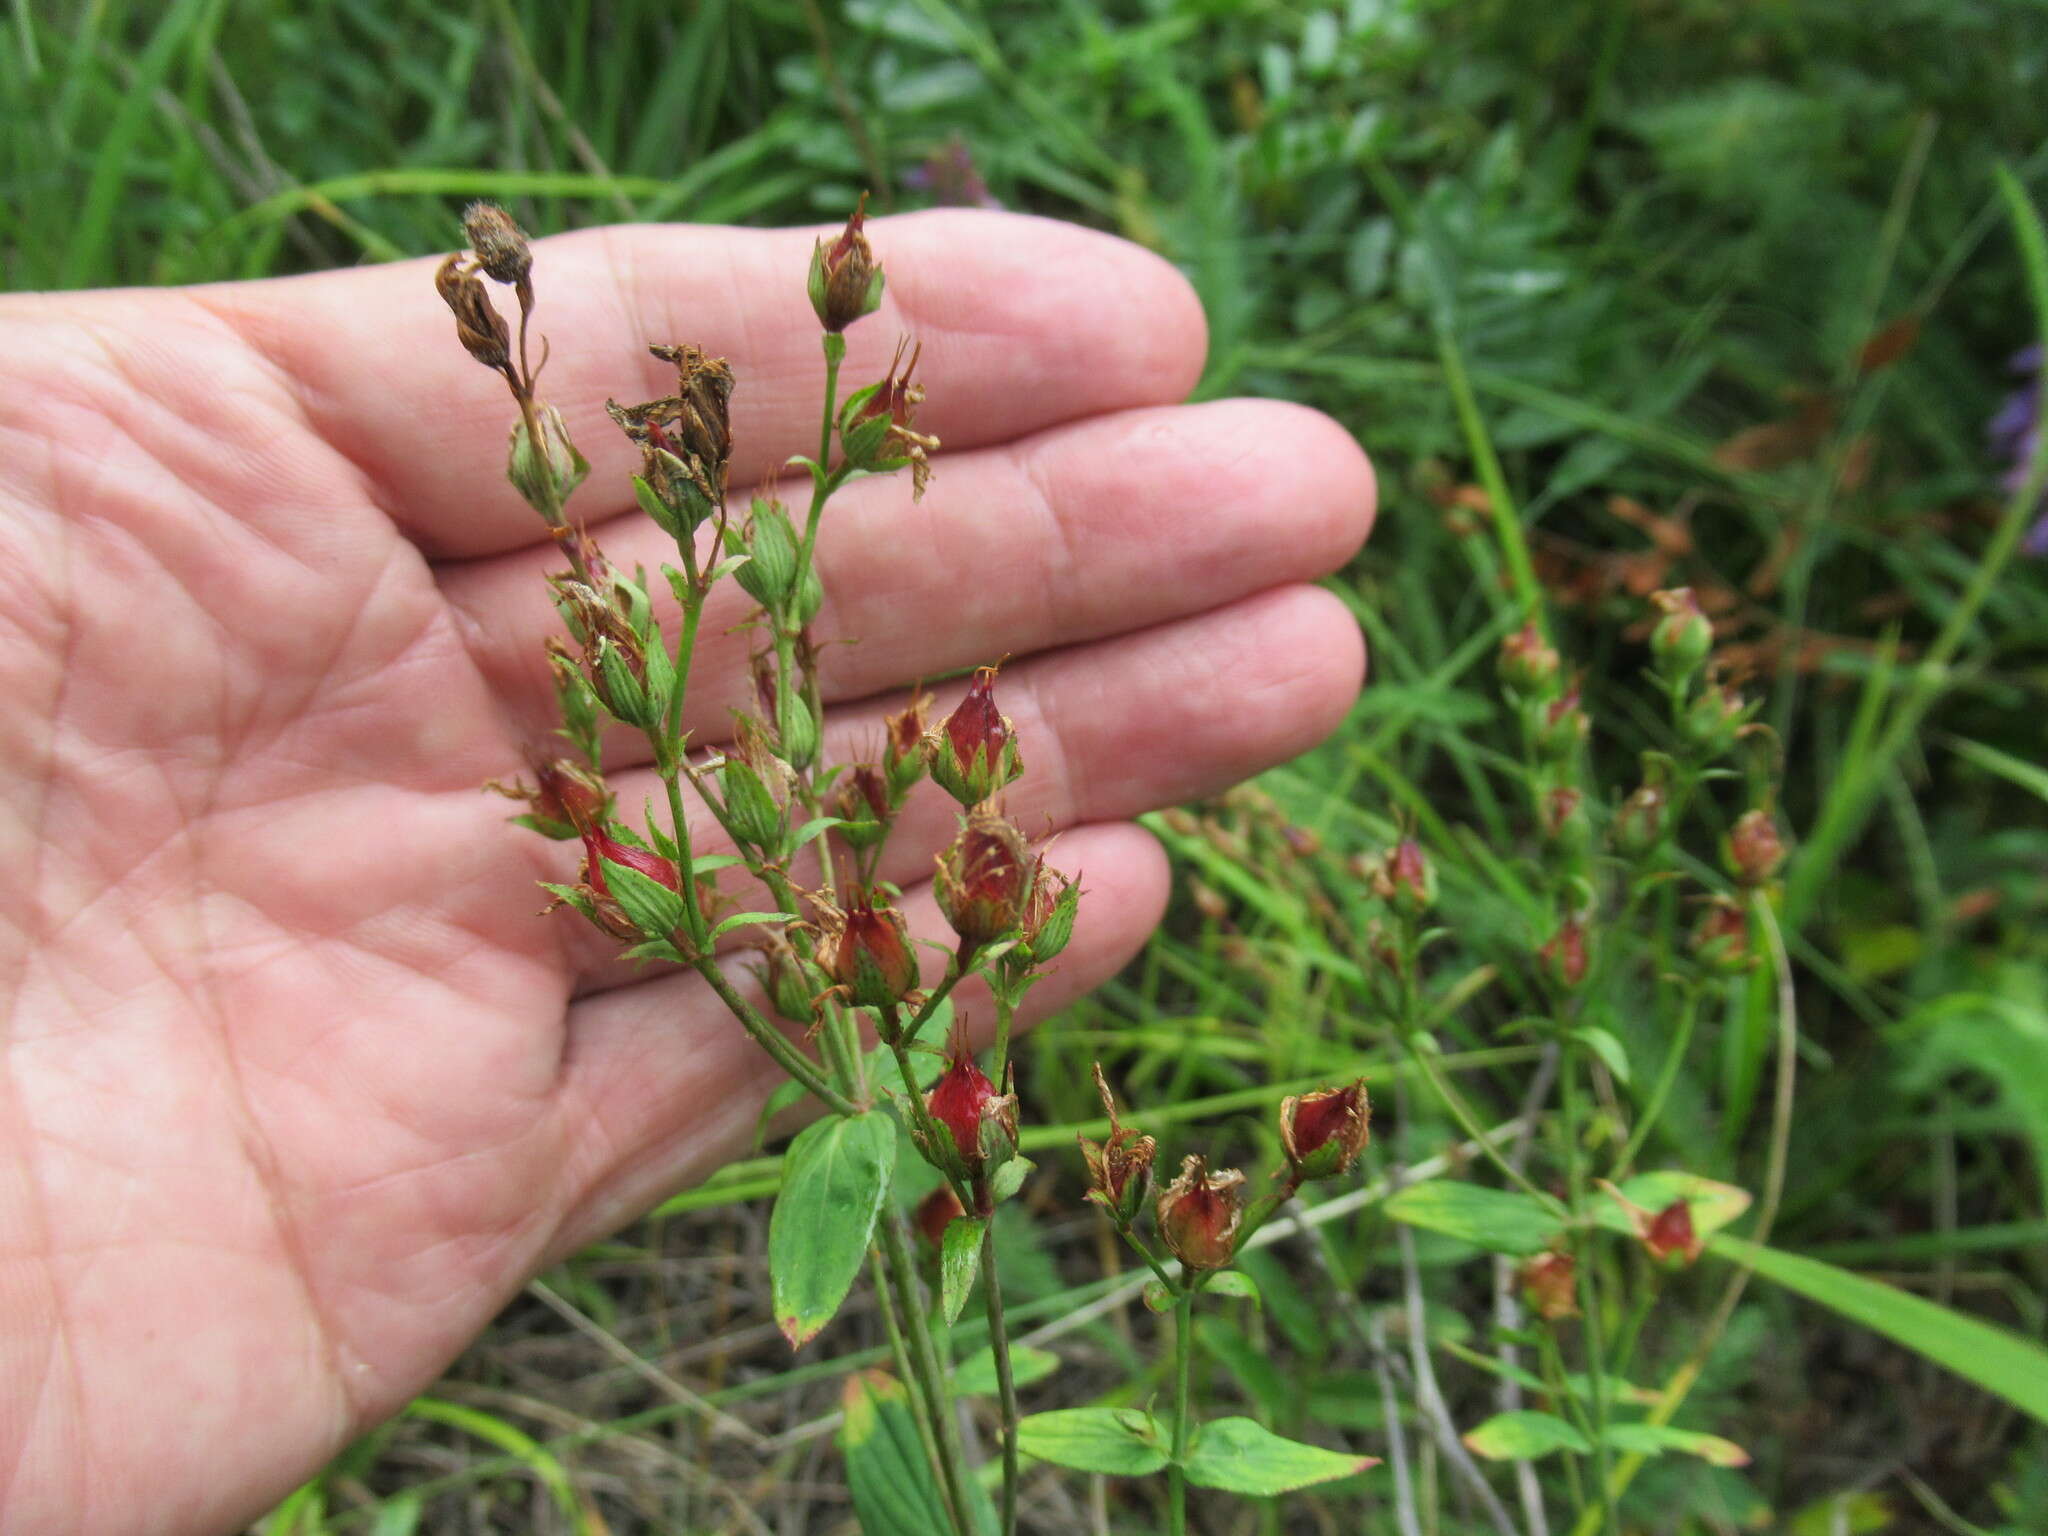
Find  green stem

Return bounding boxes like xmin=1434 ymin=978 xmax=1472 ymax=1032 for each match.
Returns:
xmin=1434 ymin=318 xmax=1543 ymax=626
xmin=1406 ymin=1039 xmax=1566 ymax=1213
xmin=1612 ymin=987 xmax=1701 ymax=1178
xmin=979 ymin=1215 xmax=1020 ymax=1536
xmin=1167 ymin=1289 xmax=1194 ymax=1536
xmin=870 ymin=1245 xmax=947 ymax=1509
xmin=877 ymin=1210 xmax=977 ymax=1536
xmin=1559 ymin=1050 xmax=1619 ymax=1536
xmin=690 ymin=958 xmax=855 ymax=1117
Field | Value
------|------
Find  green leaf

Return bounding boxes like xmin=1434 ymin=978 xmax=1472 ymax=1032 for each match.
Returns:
xmin=1017 ymin=1408 xmax=1171 ymax=1476
xmin=1182 ymin=1418 xmax=1377 ymax=1494
xmin=1205 ymin=1270 xmax=1261 ymax=1306
xmin=986 ymin=1155 xmax=1033 ymax=1204
xmin=869 ymin=1039 xmax=946 ymax=1101
xmin=1462 ymin=1410 xmax=1592 ymax=1460
xmin=1571 ymin=1025 xmax=1631 ymax=1084
xmin=1600 ymin=1423 xmax=1750 ymax=1466
xmin=598 ymin=856 xmax=686 ymax=939
xmin=1385 ymin=1181 xmax=1561 ymax=1256
xmin=1143 ymin=1279 xmax=1175 ymax=1314
xmin=771 ymin=1112 xmax=896 ymax=1347
xmin=839 ymin=1371 xmax=955 ymax=1536
xmin=1592 ymin=1172 xmax=1751 ymax=1241
xmin=707 ymin=910 xmax=795 ymax=943
xmin=939 ymin=1216 xmax=984 ymax=1326
xmin=1715 ymin=1236 xmax=2048 ymax=1425
xmin=954 ymin=1344 xmax=1060 ymax=1397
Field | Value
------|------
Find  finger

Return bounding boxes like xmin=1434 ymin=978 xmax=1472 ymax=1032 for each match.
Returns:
xmin=444 ymin=396 xmax=1375 ymax=762
xmin=203 ymin=211 xmax=1208 ymax=559
xmin=542 ymin=819 xmax=1170 ymax=1258
xmin=526 ymin=582 xmax=1366 ymax=989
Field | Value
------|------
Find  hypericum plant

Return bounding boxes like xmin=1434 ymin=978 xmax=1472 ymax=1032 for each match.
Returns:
xmin=435 ymin=201 xmax=1378 ymax=1535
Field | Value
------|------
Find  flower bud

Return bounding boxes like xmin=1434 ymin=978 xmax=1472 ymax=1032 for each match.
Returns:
xmin=919 ymin=1028 xmax=1018 ymax=1184
xmin=914 ymin=1184 xmax=966 ymax=1250
xmin=497 ymin=757 xmax=610 ymax=840
xmin=1530 ymin=684 xmax=1590 ymax=762
xmin=434 ymin=254 xmax=512 ymax=376
xmin=1278 ymin=1080 xmax=1370 ymax=1181
xmin=1690 ymin=898 xmax=1753 ymax=974
xmin=884 ymin=694 xmax=931 ymax=798
xmin=926 ymin=668 xmax=1023 ymax=807
xmin=1642 ymin=1199 xmax=1702 ymax=1266
xmin=508 ymin=402 xmax=590 ymax=515
xmin=1078 ymin=1065 xmax=1156 ymax=1226
xmin=935 ymin=812 xmax=1034 ymax=956
xmin=777 ymin=685 xmax=820 ymax=771
xmin=461 ymin=200 xmax=532 ymax=290
xmin=1683 ymin=680 xmax=1749 ymax=758
xmin=734 ymin=498 xmax=800 ymax=610
xmin=1648 ymin=588 xmax=1713 ymax=686
xmin=1499 ymin=623 xmax=1561 ymax=698
xmin=1155 ymin=1155 xmax=1246 ymax=1272
xmin=819 ymin=896 xmax=920 ymax=1009
xmin=1374 ymin=838 xmax=1436 ymax=919
xmin=1539 ymin=784 xmax=1590 ymax=854
xmin=753 ymin=939 xmax=826 ymax=1026
xmin=1723 ymin=809 xmax=1784 ymax=886
xmin=1538 ymin=915 xmax=1591 ymax=991
xmin=573 ymin=827 xmax=682 ymax=942
xmin=1601 ymin=1183 xmax=1703 ymax=1268
xmin=835 ymin=764 xmax=894 ymax=851
xmin=808 ymin=194 xmax=887 ymax=333
xmin=1611 ymin=782 xmax=1667 ymax=859
xmin=1518 ymin=1250 xmax=1579 ymax=1321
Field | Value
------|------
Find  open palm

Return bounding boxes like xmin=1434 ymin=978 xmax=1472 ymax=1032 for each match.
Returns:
xmin=0 ymin=211 xmax=1373 ymax=1534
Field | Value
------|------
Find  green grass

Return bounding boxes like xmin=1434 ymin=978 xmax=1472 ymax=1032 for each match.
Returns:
xmin=11 ymin=0 xmax=2048 ymax=1531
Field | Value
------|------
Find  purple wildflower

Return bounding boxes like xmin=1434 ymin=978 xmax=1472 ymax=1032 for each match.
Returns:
xmin=904 ymin=135 xmax=1001 ymax=210
xmin=1989 ymin=345 xmax=2048 ymax=554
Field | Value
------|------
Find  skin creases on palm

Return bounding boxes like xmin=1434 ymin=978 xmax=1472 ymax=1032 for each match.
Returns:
xmin=0 ymin=211 xmax=1372 ymax=1534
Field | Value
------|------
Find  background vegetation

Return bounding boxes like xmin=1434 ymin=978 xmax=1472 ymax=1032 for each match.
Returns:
xmin=8 ymin=0 xmax=2048 ymax=1530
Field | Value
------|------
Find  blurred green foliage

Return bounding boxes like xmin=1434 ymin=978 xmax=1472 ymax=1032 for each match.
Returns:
xmin=8 ymin=0 xmax=2048 ymax=1529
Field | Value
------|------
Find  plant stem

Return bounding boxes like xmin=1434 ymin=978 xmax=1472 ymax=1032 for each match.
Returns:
xmin=690 ymin=957 xmax=855 ymax=1116
xmin=877 ymin=1208 xmax=978 ymax=1536
xmin=979 ymin=1216 xmax=1020 ymax=1536
xmin=1559 ymin=1048 xmax=1619 ymax=1536
xmin=1611 ymin=985 xmax=1701 ymax=1178
xmin=1167 ymin=1288 xmax=1194 ymax=1536
xmin=1406 ymin=1038 xmax=1566 ymax=1213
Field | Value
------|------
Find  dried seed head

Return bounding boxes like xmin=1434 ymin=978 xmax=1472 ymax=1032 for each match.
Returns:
xmin=1600 ymin=1182 xmax=1704 ymax=1268
xmin=557 ymin=826 xmax=682 ymax=942
xmin=462 ymin=200 xmax=533 ymax=288
xmin=835 ymin=764 xmax=894 ymax=851
xmin=884 ymin=692 xmax=932 ymax=797
xmin=1279 ymin=1079 xmax=1371 ymax=1181
xmin=1078 ymin=1065 xmax=1157 ymax=1226
xmin=607 ymin=344 xmax=736 ymax=528
xmin=1518 ymin=1250 xmax=1579 ymax=1321
xmin=840 ymin=338 xmax=940 ymax=499
xmin=1155 ymin=1155 xmax=1246 ymax=1272
xmin=808 ymin=194 xmax=886 ymax=332
xmin=1611 ymin=781 xmax=1667 ymax=858
xmin=1015 ymin=858 xmax=1079 ymax=967
xmin=435 ymin=254 xmax=512 ymax=376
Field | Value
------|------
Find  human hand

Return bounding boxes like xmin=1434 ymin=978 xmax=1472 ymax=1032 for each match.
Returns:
xmin=0 ymin=210 xmax=1372 ymax=1533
